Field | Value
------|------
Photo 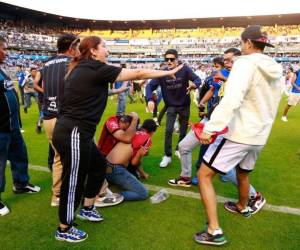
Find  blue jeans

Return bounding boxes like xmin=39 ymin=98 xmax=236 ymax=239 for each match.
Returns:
xmin=0 ymin=130 xmax=30 ymax=193
xmin=117 ymin=92 xmax=126 ymax=115
xmin=223 ymin=168 xmax=257 ymax=197
xmin=24 ymin=92 xmax=37 ymax=109
xmin=106 ymin=165 xmax=148 ymax=201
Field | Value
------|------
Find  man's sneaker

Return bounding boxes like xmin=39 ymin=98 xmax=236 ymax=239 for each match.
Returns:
xmin=194 ymin=228 xmax=227 ymax=246
xmin=174 ymin=150 xmax=181 ymax=159
xmin=94 ymin=193 xmax=124 ymax=208
xmin=191 ymin=176 xmax=198 ymax=186
xmin=248 ymin=192 xmax=266 ymax=215
xmin=159 ymin=156 xmax=171 ymax=168
xmin=13 ymin=183 xmax=41 ymax=194
xmin=224 ymin=201 xmax=251 ymax=218
xmin=153 ymin=117 xmax=160 ymax=127
xmin=168 ymin=177 xmax=192 ymax=187
xmin=51 ymin=197 xmax=60 ymax=207
xmin=281 ymin=116 xmax=288 ymax=122
xmin=55 ymin=226 xmax=88 ymax=243
xmin=0 ymin=200 xmax=10 ymax=216
xmin=77 ymin=206 xmax=103 ymax=222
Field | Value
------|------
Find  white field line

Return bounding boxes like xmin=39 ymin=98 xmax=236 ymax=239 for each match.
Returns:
xmin=29 ymin=164 xmax=300 ymax=216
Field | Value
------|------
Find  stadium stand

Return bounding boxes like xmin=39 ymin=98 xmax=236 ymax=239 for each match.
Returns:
xmin=1 ymin=1 xmax=300 ymax=68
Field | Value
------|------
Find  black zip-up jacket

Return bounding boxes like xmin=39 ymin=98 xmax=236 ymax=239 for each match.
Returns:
xmin=0 ymin=68 xmax=22 ymax=132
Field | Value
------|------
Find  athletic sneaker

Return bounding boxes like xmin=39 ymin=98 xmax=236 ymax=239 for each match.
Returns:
xmin=174 ymin=150 xmax=181 ymax=159
xmin=55 ymin=226 xmax=88 ymax=243
xmin=153 ymin=117 xmax=160 ymax=127
xmin=159 ymin=156 xmax=171 ymax=168
xmin=77 ymin=206 xmax=103 ymax=222
xmin=191 ymin=176 xmax=198 ymax=186
xmin=194 ymin=228 xmax=227 ymax=246
xmin=168 ymin=177 xmax=192 ymax=187
xmin=0 ymin=200 xmax=9 ymax=216
xmin=224 ymin=201 xmax=251 ymax=218
xmin=13 ymin=183 xmax=41 ymax=194
xmin=248 ymin=192 xmax=266 ymax=215
xmin=94 ymin=193 xmax=124 ymax=208
xmin=51 ymin=197 xmax=60 ymax=207
xmin=281 ymin=116 xmax=288 ymax=122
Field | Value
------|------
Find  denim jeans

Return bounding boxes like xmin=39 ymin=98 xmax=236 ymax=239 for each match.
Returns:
xmin=106 ymin=165 xmax=148 ymax=201
xmin=164 ymin=106 xmax=190 ymax=156
xmin=117 ymin=92 xmax=126 ymax=115
xmin=0 ymin=129 xmax=29 ymax=193
xmin=178 ymin=130 xmax=201 ymax=177
xmin=223 ymin=168 xmax=257 ymax=197
xmin=24 ymin=92 xmax=37 ymax=109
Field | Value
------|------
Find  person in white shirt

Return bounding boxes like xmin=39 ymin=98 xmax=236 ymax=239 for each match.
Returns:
xmin=194 ymin=25 xmax=283 ymax=246
xmin=193 ymin=64 xmax=207 ymax=104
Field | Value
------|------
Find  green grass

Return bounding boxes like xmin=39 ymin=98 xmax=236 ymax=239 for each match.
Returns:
xmin=0 ymin=91 xmax=299 ymax=249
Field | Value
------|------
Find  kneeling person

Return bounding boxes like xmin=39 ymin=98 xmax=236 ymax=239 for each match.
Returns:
xmin=106 ymin=119 xmax=157 ymax=201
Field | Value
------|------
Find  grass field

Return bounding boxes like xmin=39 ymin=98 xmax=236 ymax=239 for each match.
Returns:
xmin=0 ymin=92 xmax=300 ymax=249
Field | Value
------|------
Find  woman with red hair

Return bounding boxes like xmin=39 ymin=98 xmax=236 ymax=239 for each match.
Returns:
xmin=52 ymin=36 xmax=182 ymax=243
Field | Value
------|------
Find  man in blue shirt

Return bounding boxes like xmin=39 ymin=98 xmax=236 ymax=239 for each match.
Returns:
xmin=146 ymin=49 xmax=201 ymax=167
xmin=281 ymin=67 xmax=300 ymax=122
xmin=0 ymin=36 xmax=40 ymax=216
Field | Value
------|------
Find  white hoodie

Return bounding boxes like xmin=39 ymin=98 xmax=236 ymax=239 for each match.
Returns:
xmin=204 ymin=53 xmax=283 ymax=145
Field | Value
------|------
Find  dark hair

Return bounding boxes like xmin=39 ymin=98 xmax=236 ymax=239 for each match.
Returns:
xmin=57 ymin=34 xmax=79 ymax=53
xmin=121 ymin=63 xmax=126 ymax=69
xmin=0 ymin=36 xmax=7 ymax=45
xmin=224 ymin=48 xmax=241 ymax=56
xmin=288 ymin=66 xmax=294 ymax=72
xmin=30 ymin=67 xmax=37 ymax=72
xmin=141 ymin=119 xmax=157 ymax=133
xmin=66 ymin=36 xmax=102 ymax=78
xmin=241 ymin=38 xmax=265 ymax=51
xmin=250 ymin=40 xmax=266 ymax=51
xmin=212 ymin=57 xmax=224 ymax=67
xmin=164 ymin=49 xmax=178 ymax=58
xmin=119 ymin=115 xmax=133 ymax=124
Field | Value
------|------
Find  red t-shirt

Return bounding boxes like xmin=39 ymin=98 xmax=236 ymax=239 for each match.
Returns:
xmin=132 ymin=131 xmax=152 ymax=158
xmin=97 ymin=116 xmax=121 ymax=156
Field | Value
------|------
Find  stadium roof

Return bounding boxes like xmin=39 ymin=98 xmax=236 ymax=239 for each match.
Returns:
xmin=1 ymin=1 xmax=300 ymax=30
xmin=2 ymin=0 xmax=300 ymax=21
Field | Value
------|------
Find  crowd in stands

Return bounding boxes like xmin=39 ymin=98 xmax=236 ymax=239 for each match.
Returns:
xmin=1 ymin=18 xmax=300 ymax=70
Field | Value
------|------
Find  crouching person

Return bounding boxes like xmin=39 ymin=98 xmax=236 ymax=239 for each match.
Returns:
xmin=106 ymin=119 xmax=157 ymax=201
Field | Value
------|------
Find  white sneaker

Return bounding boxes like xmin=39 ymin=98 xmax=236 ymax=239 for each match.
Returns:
xmin=159 ymin=156 xmax=172 ymax=168
xmin=175 ymin=150 xmax=181 ymax=159
xmin=0 ymin=201 xmax=9 ymax=216
xmin=51 ymin=197 xmax=60 ymax=207
xmin=281 ymin=116 xmax=288 ymax=122
xmin=94 ymin=193 xmax=124 ymax=208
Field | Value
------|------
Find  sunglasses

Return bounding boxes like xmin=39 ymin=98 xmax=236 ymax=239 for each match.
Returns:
xmin=165 ymin=57 xmax=176 ymax=62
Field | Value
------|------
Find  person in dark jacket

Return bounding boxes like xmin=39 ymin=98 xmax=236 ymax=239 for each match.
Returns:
xmin=146 ymin=49 xmax=201 ymax=168
xmin=0 ymin=36 xmax=40 ymax=217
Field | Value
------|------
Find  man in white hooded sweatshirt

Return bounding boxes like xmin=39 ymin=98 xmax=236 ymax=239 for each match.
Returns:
xmin=194 ymin=25 xmax=283 ymax=246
